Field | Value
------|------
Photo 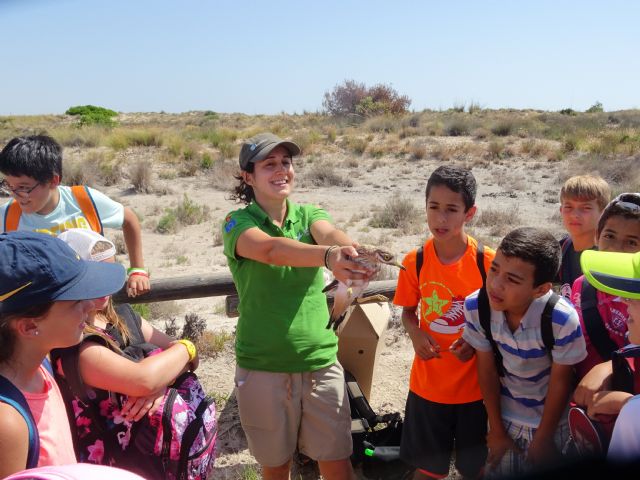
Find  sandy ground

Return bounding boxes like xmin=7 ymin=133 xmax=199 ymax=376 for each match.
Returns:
xmin=95 ymin=140 xmax=566 ymax=479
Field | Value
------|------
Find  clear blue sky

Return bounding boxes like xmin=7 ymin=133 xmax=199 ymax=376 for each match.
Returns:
xmin=1 ymin=0 xmax=638 ymax=115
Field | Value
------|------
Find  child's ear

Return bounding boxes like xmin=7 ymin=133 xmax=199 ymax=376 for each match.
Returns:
xmin=50 ymin=174 xmax=61 ymax=188
xmin=532 ymin=281 xmax=553 ymax=299
xmin=464 ymin=205 xmax=477 ymax=224
xmin=14 ymin=318 xmax=39 ymax=338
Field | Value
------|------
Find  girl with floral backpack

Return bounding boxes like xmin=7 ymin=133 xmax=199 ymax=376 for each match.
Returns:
xmin=52 ymin=229 xmax=217 ymax=480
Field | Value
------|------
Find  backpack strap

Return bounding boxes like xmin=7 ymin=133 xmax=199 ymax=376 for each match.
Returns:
xmin=416 ymin=241 xmax=486 ymax=283
xmin=541 ymin=293 xmax=560 ymax=352
xmin=415 ymin=246 xmax=424 ymax=282
xmin=0 ymin=371 xmax=43 ymax=468
xmin=559 ymin=236 xmax=573 ymax=283
xmin=114 ymin=304 xmax=146 ymax=346
xmin=477 ymin=287 xmax=505 ymax=377
xmin=580 ymin=281 xmax=619 ymax=361
xmin=70 ymin=185 xmax=103 ymax=235
xmin=3 ymin=199 xmax=22 ymax=232
xmin=476 ymin=242 xmax=486 ymax=284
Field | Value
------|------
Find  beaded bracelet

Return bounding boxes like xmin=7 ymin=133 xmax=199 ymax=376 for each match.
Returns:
xmin=324 ymin=245 xmax=339 ymax=270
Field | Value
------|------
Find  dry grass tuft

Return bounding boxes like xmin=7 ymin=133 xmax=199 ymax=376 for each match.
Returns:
xmin=130 ymin=160 xmax=154 ymax=193
xmin=369 ymin=195 xmax=421 ymax=234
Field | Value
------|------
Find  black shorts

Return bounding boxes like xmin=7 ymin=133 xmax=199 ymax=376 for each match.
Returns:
xmin=400 ymin=391 xmax=488 ymax=478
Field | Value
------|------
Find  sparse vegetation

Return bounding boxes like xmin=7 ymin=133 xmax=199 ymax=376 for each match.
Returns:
xmin=156 ymin=194 xmax=210 ymax=234
xmin=369 ymin=195 xmax=420 ymax=234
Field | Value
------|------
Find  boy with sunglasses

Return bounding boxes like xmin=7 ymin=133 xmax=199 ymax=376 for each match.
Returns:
xmin=0 ymin=135 xmax=149 ymax=297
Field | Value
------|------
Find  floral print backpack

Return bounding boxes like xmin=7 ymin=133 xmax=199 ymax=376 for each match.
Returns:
xmin=51 ymin=304 xmax=217 ymax=480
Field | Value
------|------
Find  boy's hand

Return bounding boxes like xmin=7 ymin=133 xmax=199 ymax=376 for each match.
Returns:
xmin=526 ymin=433 xmax=560 ymax=467
xmin=407 ymin=327 xmax=441 ymax=360
xmin=487 ymin=428 xmax=521 ymax=467
xmin=449 ymin=337 xmax=475 ymax=362
xmin=127 ymin=274 xmax=151 ymax=297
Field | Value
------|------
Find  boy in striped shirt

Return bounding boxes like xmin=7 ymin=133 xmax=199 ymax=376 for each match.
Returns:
xmin=463 ymin=227 xmax=587 ymax=477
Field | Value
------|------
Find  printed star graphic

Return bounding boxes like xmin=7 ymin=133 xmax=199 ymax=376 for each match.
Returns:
xmin=425 ymin=290 xmax=449 ymax=316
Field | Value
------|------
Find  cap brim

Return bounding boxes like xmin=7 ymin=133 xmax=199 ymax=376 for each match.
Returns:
xmin=251 ymin=140 xmax=301 ymax=164
xmin=55 ymin=261 xmax=126 ymax=301
xmin=580 ymin=250 xmax=640 ymax=300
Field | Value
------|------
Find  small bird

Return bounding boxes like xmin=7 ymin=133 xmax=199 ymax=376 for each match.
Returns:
xmin=323 ymin=244 xmax=405 ymax=331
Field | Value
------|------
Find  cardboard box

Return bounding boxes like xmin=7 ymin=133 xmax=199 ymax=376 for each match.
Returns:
xmin=337 ymin=301 xmax=390 ymax=400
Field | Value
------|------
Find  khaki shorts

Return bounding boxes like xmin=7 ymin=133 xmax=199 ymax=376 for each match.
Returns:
xmin=234 ymin=362 xmax=352 ymax=467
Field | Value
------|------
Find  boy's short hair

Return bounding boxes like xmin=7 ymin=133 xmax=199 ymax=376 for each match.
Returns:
xmin=597 ymin=193 xmax=640 ymax=237
xmin=560 ymin=175 xmax=611 ymax=210
xmin=0 ymin=135 xmax=62 ymax=183
xmin=498 ymin=227 xmax=561 ymax=286
xmin=425 ymin=165 xmax=477 ymax=211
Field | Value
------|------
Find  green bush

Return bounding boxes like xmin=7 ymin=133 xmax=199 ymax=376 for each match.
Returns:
xmin=586 ymin=101 xmax=604 ymax=113
xmin=65 ymin=105 xmax=118 ymax=127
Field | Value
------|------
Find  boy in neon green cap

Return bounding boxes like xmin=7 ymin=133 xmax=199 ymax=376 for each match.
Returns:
xmin=579 ymin=249 xmax=640 ymax=461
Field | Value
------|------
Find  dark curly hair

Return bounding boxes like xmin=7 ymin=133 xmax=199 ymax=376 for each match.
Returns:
xmin=229 ymin=163 xmax=255 ymax=205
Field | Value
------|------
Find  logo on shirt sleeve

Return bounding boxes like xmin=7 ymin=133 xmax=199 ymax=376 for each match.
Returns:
xmin=224 ymin=218 xmax=237 ymax=233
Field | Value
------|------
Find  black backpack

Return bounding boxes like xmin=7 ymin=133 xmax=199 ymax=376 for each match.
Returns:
xmin=477 ymin=288 xmax=560 ymax=376
xmin=345 ymin=371 xmax=411 ymax=478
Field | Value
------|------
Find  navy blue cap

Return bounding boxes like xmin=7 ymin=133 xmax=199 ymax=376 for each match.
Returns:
xmin=0 ymin=231 xmax=126 ymax=314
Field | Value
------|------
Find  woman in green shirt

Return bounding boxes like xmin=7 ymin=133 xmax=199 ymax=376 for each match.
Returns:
xmin=222 ymin=133 xmax=372 ymax=480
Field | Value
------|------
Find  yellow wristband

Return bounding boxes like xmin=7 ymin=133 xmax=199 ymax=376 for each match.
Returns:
xmin=176 ymin=339 xmax=197 ymax=362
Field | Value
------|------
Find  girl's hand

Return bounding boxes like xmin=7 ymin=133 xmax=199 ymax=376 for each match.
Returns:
xmin=121 ymin=389 xmax=165 ymax=421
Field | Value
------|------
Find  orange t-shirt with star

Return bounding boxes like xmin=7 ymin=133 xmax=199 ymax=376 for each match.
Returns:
xmin=394 ymin=236 xmax=495 ymax=404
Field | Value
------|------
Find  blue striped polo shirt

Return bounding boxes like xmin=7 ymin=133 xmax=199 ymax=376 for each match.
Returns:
xmin=463 ymin=290 xmax=587 ymax=427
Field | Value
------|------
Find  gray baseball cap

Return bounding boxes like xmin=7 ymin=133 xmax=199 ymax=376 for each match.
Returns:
xmin=238 ymin=133 xmax=300 ymax=170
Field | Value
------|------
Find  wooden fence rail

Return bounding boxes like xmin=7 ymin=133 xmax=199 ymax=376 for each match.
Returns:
xmin=112 ymin=274 xmax=398 ymax=317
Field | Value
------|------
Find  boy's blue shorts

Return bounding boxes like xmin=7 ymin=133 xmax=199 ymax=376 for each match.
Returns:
xmin=400 ymin=391 xmax=487 ymax=477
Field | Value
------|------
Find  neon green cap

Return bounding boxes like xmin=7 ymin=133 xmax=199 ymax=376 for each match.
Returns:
xmin=580 ymin=250 xmax=640 ymax=300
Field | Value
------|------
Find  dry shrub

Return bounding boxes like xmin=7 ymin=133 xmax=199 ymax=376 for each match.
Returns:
xmin=475 ymin=206 xmax=521 ymax=236
xmin=520 ymin=139 xmax=551 ymax=157
xmin=209 ymin=159 xmax=237 ymax=191
xmin=181 ymin=313 xmax=207 ymax=343
xmin=196 ymin=329 xmax=234 ymax=358
xmin=473 ymin=128 xmax=490 ymax=139
xmin=306 ymin=163 xmax=353 ymax=187
xmin=111 ymin=232 xmax=126 ymax=255
xmin=409 ymin=141 xmax=427 ymax=160
xmin=109 ymin=129 xmax=164 ymax=150
xmin=445 ymin=119 xmax=471 ymax=136
xmin=342 ymin=136 xmax=369 ymax=155
xmin=432 ymin=144 xmax=457 ymax=161
xmin=52 ymin=126 xmax=105 ymax=148
xmin=369 ymin=195 xmax=420 ymax=234
xmin=130 ymin=160 xmax=154 ymax=193
xmin=63 ymin=157 xmax=97 ymax=186
xmin=487 ymin=140 xmax=505 ymax=159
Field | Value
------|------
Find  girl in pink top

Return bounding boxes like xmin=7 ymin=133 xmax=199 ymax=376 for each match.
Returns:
xmin=0 ymin=232 xmax=125 ymax=477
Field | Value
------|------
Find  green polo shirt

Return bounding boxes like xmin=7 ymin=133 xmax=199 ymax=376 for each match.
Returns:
xmin=222 ymin=200 xmax=338 ymax=372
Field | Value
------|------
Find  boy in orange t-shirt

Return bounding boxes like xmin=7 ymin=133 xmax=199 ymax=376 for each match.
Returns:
xmin=394 ymin=165 xmax=495 ymax=479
